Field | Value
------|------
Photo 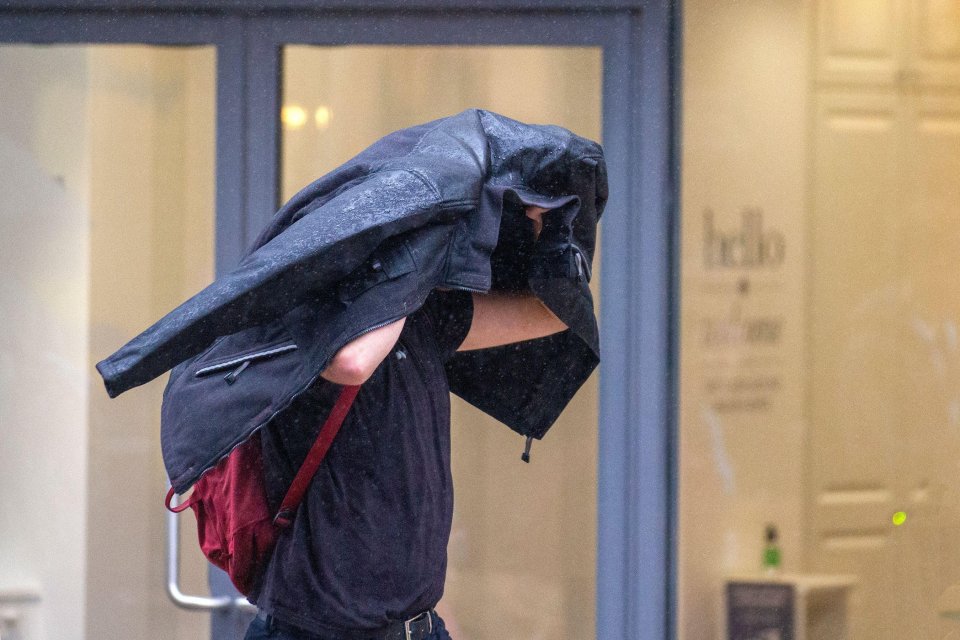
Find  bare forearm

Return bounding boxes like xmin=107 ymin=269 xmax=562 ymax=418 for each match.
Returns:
xmin=458 ymin=292 xmax=567 ymax=351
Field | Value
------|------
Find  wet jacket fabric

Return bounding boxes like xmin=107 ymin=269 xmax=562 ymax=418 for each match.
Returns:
xmin=94 ymin=109 xmax=607 ymax=492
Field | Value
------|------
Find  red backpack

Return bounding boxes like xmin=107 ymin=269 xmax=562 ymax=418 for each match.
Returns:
xmin=165 ymin=384 xmax=360 ymax=595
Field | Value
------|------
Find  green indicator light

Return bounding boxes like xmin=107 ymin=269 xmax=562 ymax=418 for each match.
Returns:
xmin=892 ymin=511 xmax=907 ymax=526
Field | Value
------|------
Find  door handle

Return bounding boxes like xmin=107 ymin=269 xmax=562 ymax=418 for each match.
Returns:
xmin=166 ymin=499 xmax=256 ymax=612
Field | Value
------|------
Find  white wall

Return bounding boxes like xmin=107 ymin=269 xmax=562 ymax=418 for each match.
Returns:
xmin=679 ymin=2 xmax=811 ymax=638
xmin=0 ymin=44 xmax=215 ymax=640
xmin=0 ymin=46 xmax=92 ymax=640
xmin=83 ymin=46 xmax=215 ymax=640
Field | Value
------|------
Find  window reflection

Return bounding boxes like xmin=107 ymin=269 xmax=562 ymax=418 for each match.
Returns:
xmin=681 ymin=2 xmax=960 ymax=639
xmin=0 ymin=44 xmax=215 ymax=640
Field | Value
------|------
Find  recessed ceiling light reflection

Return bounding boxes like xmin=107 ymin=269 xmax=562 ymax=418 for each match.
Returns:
xmin=281 ymin=105 xmax=308 ymax=130
xmin=315 ymin=106 xmax=332 ymax=130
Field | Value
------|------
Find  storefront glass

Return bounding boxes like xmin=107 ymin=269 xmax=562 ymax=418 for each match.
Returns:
xmin=680 ymin=2 xmax=960 ymax=639
xmin=0 ymin=44 xmax=215 ymax=640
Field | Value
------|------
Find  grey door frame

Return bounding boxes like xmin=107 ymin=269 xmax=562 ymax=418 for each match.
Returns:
xmin=0 ymin=3 xmax=681 ymax=639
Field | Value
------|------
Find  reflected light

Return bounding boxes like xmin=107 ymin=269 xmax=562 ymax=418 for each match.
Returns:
xmin=315 ymin=106 xmax=332 ymax=130
xmin=281 ymin=105 xmax=308 ymax=130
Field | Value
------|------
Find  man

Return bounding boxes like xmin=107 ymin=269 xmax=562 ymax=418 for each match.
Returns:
xmin=90 ymin=109 xmax=604 ymax=638
xmin=245 ymin=206 xmax=567 ymax=640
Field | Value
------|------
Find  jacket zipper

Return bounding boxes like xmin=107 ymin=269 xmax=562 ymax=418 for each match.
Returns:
xmin=521 ymin=435 xmax=534 ymax=463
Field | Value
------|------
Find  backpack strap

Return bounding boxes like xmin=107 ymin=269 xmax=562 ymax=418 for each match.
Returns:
xmin=165 ymin=485 xmax=195 ymax=513
xmin=273 ymin=383 xmax=361 ymax=528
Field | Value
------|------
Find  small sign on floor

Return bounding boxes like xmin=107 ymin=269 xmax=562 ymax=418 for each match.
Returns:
xmin=727 ymin=582 xmax=794 ymax=640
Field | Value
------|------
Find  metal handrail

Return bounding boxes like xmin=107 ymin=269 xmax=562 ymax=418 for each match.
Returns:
xmin=166 ymin=497 xmax=257 ymax=613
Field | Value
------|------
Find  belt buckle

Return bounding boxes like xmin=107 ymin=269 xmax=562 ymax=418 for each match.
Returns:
xmin=403 ymin=610 xmax=432 ymax=640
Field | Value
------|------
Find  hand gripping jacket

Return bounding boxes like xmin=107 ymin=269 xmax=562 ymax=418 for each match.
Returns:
xmin=95 ymin=109 xmax=608 ymax=493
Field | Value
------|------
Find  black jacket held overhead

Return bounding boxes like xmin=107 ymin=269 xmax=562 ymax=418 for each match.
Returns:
xmin=95 ymin=109 xmax=608 ymax=492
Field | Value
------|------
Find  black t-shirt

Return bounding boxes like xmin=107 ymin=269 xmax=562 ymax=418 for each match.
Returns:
xmin=252 ymin=288 xmax=474 ymax=635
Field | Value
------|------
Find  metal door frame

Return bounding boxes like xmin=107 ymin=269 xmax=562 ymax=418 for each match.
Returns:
xmin=0 ymin=3 xmax=681 ymax=639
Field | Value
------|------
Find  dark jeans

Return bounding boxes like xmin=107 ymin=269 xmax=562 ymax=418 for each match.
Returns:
xmin=244 ymin=611 xmax=453 ymax=640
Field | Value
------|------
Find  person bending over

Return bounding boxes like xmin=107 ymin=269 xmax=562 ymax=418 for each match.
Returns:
xmin=245 ymin=206 xmax=567 ymax=640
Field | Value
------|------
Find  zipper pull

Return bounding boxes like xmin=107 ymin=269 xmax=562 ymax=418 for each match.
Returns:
xmin=521 ymin=436 xmax=534 ymax=463
xmin=571 ymin=246 xmax=591 ymax=283
xmin=223 ymin=360 xmax=251 ymax=385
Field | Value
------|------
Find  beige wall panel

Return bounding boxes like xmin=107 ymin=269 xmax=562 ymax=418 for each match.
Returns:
xmin=85 ymin=46 xmax=214 ymax=640
xmin=807 ymin=48 xmax=960 ymax=640
xmin=808 ymin=92 xmax=900 ymax=492
xmin=807 ymin=89 xmax=903 ymax=640
xmin=816 ymin=0 xmax=902 ymax=86
xmin=897 ymin=95 xmax=960 ymax=638
xmin=910 ymin=0 xmax=960 ymax=87
xmin=0 ymin=43 xmax=215 ymax=640
xmin=680 ymin=2 xmax=811 ymax=638
xmin=0 ymin=46 xmax=92 ymax=640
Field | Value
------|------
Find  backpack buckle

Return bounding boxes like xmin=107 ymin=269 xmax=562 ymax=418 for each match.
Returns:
xmin=273 ymin=509 xmax=294 ymax=528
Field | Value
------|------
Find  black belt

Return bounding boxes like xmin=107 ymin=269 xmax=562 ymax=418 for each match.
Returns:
xmin=256 ymin=608 xmax=436 ymax=640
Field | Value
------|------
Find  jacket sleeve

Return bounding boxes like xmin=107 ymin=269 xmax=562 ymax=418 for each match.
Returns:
xmin=95 ymin=169 xmax=441 ymax=398
xmin=443 ymin=150 xmax=607 ymax=441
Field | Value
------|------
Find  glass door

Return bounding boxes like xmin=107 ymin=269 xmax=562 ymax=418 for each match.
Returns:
xmin=0 ymin=44 xmax=216 ymax=640
xmin=0 ymin=6 xmax=673 ymax=640
xmin=679 ymin=1 xmax=960 ymax=639
xmin=279 ymin=44 xmax=602 ymax=639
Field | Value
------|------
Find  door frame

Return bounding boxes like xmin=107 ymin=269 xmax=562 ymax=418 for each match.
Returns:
xmin=0 ymin=3 xmax=681 ymax=638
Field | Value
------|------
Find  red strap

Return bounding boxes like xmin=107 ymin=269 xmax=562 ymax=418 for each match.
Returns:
xmin=274 ymin=384 xmax=361 ymax=527
xmin=165 ymin=486 xmax=194 ymax=513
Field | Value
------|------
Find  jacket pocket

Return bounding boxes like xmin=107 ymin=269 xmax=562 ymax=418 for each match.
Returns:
xmin=194 ymin=340 xmax=298 ymax=384
xmin=336 ymin=238 xmax=417 ymax=304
